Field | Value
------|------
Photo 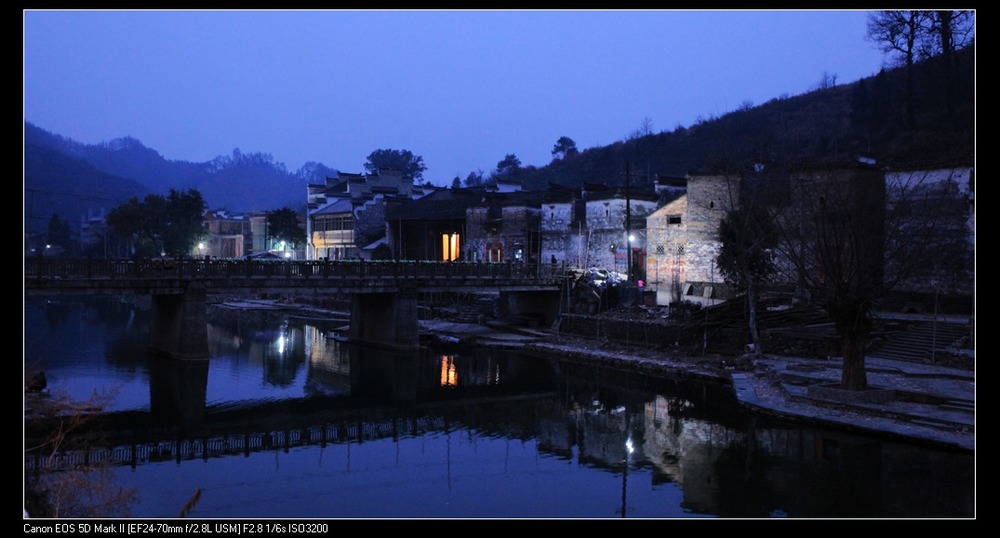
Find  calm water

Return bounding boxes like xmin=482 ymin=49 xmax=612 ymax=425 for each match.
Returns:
xmin=23 ymin=297 xmax=975 ymax=519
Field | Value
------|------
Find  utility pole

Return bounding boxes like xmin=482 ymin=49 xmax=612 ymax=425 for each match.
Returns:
xmin=625 ymin=161 xmax=632 ymax=282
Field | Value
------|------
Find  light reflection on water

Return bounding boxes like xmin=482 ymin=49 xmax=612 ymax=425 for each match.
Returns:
xmin=24 ymin=297 xmax=975 ymax=519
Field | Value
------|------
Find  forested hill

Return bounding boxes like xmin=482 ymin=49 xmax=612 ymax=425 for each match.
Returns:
xmin=514 ymin=44 xmax=975 ymax=192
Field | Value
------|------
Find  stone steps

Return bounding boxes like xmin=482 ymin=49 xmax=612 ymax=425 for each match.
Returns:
xmin=868 ymin=321 xmax=970 ymax=363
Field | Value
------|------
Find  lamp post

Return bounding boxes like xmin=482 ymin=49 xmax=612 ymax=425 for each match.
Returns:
xmin=264 ymin=211 xmax=269 ymax=255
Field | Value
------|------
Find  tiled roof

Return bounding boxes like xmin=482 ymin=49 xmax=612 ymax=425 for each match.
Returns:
xmin=310 ymin=197 xmax=354 ymax=216
xmin=386 ymin=188 xmax=545 ymax=220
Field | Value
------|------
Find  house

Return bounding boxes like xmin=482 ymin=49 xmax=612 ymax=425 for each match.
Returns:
xmin=539 ymin=184 xmax=581 ymax=267
xmin=386 ymin=187 xmax=480 ymax=261
xmin=306 ymin=169 xmax=420 ymax=260
xmin=309 ymin=198 xmax=356 ymax=260
xmin=199 ymin=209 xmax=252 ymax=258
xmin=882 ymin=165 xmax=974 ymax=297
xmin=539 ymin=182 xmax=659 ymax=277
xmin=642 ymin=161 xmax=975 ymax=311
xmin=464 ymin=190 xmax=544 ymax=265
xmin=644 ymin=174 xmax=734 ymax=306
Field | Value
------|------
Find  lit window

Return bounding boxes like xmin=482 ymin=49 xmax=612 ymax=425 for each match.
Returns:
xmin=440 ymin=233 xmax=461 ymax=261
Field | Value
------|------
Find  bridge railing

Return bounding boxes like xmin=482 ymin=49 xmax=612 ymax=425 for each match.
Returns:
xmin=25 ymin=258 xmax=569 ymax=284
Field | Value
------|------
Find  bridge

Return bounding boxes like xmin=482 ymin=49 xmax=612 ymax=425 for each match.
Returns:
xmin=24 ymin=258 xmax=570 ymax=357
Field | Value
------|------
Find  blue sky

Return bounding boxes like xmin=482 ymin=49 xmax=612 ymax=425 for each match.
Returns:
xmin=24 ymin=9 xmax=890 ymax=185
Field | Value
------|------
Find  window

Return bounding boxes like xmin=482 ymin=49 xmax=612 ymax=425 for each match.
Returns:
xmin=440 ymin=233 xmax=461 ymax=261
xmin=667 ymin=215 xmax=682 ymax=225
xmin=655 ymin=245 xmax=665 ymax=255
xmin=314 ymin=215 xmax=353 ymax=232
xmin=487 ymin=242 xmax=503 ymax=262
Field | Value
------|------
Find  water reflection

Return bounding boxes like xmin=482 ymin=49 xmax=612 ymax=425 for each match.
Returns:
xmin=148 ymin=355 xmax=208 ymax=431
xmin=23 ymin=297 xmax=974 ymax=518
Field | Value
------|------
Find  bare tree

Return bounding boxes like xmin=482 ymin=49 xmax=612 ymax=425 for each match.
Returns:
xmin=815 ymin=71 xmax=838 ymax=91
xmin=716 ymin=173 xmax=780 ymax=356
xmin=924 ymin=10 xmax=975 ymax=118
xmin=626 ymin=117 xmax=655 ymax=141
xmin=639 ymin=116 xmax=654 ymax=136
xmin=866 ymin=10 xmax=933 ymax=128
xmin=769 ymin=164 xmax=966 ymax=390
xmin=922 ymin=10 xmax=974 ymax=58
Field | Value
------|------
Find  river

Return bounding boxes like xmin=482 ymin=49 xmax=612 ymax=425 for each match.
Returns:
xmin=23 ymin=296 xmax=975 ymax=519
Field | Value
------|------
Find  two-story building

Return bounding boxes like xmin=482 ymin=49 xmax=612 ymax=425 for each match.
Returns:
xmin=385 ymin=187 xmax=480 ymax=261
xmin=306 ymin=169 xmax=421 ymax=260
xmin=199 ymin=209 xmax=253 ymax=258
xmin=540 ymin=182 xmax=658 ymax=278
xmin=644 ymin=174 xmax=734 ymax=306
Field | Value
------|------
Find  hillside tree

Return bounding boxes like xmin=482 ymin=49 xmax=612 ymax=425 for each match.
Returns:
xmin=551 ymin=136 xmax=579 ymax=160
xmin=465 ymin=170 xmax=485 ymax=188
xmin=266 ymin=207 xmax=306 ymax=250
xmin=494 ymin=154 xmax=522 ymax=181
xmin=364 ymin=149 xmax=427 ymax=183
xmin=106 ymin=189 xmax=207 ymax=258
xmin=46 ymin=213 xmax=73 ymax=253
xmin=162 ymin=189 xmax=209 ymax=256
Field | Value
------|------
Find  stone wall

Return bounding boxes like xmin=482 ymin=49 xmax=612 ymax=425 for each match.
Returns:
xmin=683 ymin=175 xmax=733 ymax=284
xmin=541 ymin=195 xmax=656 ymax=273
xmin=354 ymin=197 xmax=387 ymax=252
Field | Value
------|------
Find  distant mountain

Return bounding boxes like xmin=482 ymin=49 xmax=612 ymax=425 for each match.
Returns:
xmin=24 ymin=122 xmax=204 ymax=192
xmin=24 ymin=123 xmax=337 ymax=233
xmin=23 ymin=141 xmax=149 ymax=237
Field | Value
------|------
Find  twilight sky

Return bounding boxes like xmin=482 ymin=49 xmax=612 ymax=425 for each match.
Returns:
xmin=24 ymin=9 xmax=890 ymax=186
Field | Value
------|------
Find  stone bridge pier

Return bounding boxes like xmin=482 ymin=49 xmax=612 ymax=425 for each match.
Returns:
xmin=148 ymin=282 xmax=210 ymax=360
xmin=348 ymin=290 xmax=420 ymax=349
